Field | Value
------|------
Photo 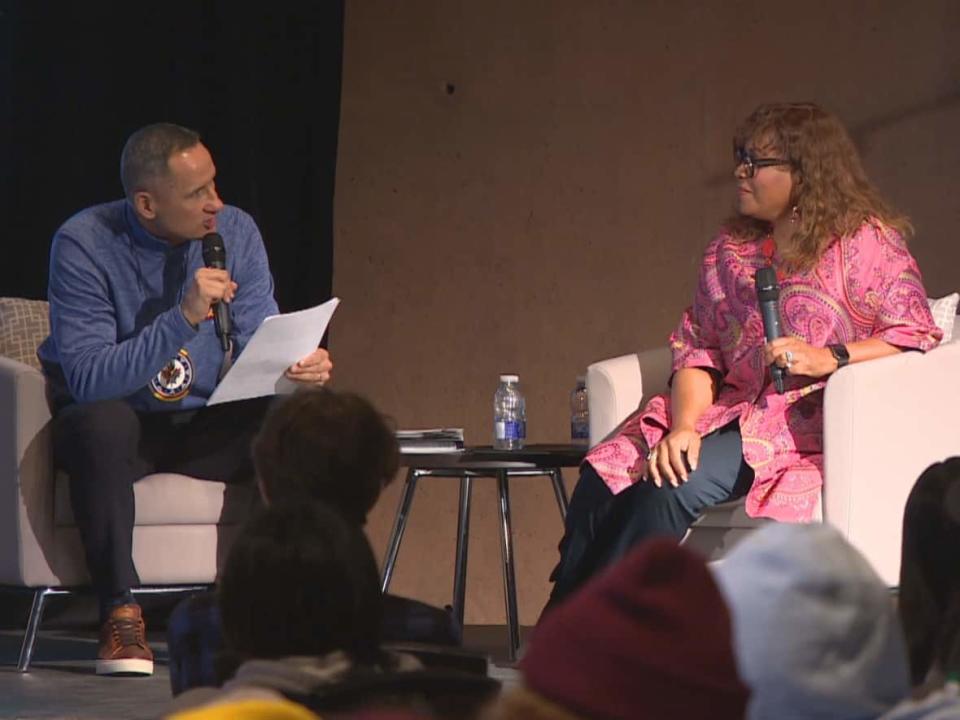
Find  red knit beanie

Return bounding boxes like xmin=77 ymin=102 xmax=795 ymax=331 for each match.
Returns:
xmin=522 ymin=539 xmax=748 ymax=720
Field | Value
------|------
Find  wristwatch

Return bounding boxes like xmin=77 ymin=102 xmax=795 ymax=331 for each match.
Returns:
xmin=828 ymin=344 xmax=850 ymax=369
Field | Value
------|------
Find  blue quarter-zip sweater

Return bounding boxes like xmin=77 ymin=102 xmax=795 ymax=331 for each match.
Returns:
xmin=38 ymin=201 xmax=279 ymax=412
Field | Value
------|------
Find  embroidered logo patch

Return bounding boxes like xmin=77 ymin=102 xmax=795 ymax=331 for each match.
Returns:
xmin=150 ymin=348 xmax=194 ymax=401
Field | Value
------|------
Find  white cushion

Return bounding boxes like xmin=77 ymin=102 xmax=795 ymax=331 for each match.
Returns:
xmin=54 ymin=471 xmax=256 ymax=527
xmin=927 ymin=293 xmax=959 ymax=343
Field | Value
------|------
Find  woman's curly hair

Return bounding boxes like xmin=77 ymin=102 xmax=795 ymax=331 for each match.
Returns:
xmin=726 ymin=101 xmax=912 ymax=272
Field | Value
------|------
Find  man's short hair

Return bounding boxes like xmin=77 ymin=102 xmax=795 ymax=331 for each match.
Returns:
xmin=119 ymin=122 xmax=201 ymax=198
xmin=252 ymin=388 xmax=400 ymax=525
xmin=219 ymin=500 xmax=383 ymax=662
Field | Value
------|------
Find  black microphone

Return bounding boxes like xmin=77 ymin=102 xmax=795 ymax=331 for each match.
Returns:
xmin=755 ymin=266 xmax=785 ymax=394
xmin=201 ymin=232 xmax=232 ymax=352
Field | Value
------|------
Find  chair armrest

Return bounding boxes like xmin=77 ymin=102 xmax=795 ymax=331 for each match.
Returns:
xmin=823 ymin=342 xmax=960 ymax=586
xmin=586 ymin=347 xmax=672 ymax=446
xmin=0 ymin=357 xmax=56 ymax=585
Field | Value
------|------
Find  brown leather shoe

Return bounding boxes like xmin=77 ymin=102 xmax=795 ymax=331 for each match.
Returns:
xmin=96 ymin=603 xmax=154 ymax=676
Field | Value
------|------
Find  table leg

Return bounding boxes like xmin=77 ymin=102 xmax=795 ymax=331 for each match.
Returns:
xmin=550 ymin=468 xmax=569 ymax=520
xmin=497 ymin=470 xmax=520 ymax=660
xmin=380 ymin=469 xmax=419 ymax=593
xmin=452 ymin=474 xmax=472 ymax=628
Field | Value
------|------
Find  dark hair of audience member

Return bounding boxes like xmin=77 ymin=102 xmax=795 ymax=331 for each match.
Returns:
xmin=900 ymin=457 xmax=960 ymax=685
xmin=252 ymin=388 xmax=400 ymax=525
xmin=218 ymin=500 xmax=384 ymax=665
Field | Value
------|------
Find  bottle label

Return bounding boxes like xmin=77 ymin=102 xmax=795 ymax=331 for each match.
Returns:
xmin=495 ymin=420 xmax=525 ymax=441
xmin=571 ymin=420 xmax=589 ymax=441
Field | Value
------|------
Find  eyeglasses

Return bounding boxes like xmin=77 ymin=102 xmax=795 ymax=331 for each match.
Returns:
xmin=734 ymin=146 xmax=792 ymax=178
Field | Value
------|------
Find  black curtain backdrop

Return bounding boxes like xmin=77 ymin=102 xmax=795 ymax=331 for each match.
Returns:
xmin=0 ymin=1 xmax=343 ymax=313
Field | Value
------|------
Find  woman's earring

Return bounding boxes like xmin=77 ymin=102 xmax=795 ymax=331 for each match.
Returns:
xmin=790 ymin=205 xmax=800 ymax=224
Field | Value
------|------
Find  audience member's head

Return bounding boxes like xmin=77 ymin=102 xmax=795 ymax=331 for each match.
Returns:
xmin=713 ymin=523 xmax=910 ymax=719
xmin=899 ymin=458 xmax=960 ymax=687
xmin=487 ymin=538 xmax=748 ymax=720
xmin=252 ymin=388 xmax=400 ymax=525
xmin=218 ymin=500 xmax=383 ymax=665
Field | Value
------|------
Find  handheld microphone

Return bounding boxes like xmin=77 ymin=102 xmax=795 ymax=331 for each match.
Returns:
xmin=201 ymin=232 xmax=232 ymax=352
xmin=755 ymin=266 xmax=785 ymax=394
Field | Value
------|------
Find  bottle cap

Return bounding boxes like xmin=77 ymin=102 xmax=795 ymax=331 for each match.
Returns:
xmin=499 ymin=374 xmax=519 ymax=383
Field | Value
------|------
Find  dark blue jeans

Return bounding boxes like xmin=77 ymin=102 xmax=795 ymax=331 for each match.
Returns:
xmin=547 ymin=420 xmax=754 ymax=607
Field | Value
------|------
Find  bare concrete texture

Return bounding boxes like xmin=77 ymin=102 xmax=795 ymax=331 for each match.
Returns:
xmin=0 ymin=630 xmax=172 ymax=719
xmin=335 ymin=0 xmax=960 ymax=624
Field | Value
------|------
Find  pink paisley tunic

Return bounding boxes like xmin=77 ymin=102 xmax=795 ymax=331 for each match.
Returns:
xmin=586 ymin=221 xmax=941 ymax=522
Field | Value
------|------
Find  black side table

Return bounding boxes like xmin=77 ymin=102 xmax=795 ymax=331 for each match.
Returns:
xmin=380 ymin=444 xmax=586 ymax=660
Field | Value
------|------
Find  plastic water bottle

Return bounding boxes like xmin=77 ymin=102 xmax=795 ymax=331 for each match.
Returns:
xmin=494 ymin=375 xmax=526 ymax=450
xmin=571 ymin=375 xmax=589 ymax=446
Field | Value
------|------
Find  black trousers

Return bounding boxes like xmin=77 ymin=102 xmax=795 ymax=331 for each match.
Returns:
xmin=52 ymin=396 xmax=275 ymax=602
xmin=547 ymin=421 xmax=754 ymax=608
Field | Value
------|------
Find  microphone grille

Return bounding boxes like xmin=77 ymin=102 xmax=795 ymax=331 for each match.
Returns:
xmin=755 ymin=266 xmax=779 ymax=300
xmin=202 ymin=232 xmax=226 ymax=266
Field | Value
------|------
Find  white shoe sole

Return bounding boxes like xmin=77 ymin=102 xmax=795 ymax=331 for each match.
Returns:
xmin=96 ymin=658 xmax=154 ymax=676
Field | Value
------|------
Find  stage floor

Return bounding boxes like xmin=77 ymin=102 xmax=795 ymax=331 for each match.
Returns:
xmin=0 ymin=626 xmax=523 ymax=719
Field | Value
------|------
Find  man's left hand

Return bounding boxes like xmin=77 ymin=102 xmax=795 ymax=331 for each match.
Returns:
xmin=285 ymin=348 xmax=333 ymax=386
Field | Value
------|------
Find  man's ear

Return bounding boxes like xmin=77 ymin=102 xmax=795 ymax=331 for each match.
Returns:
xmin=132 ymin=191 xmax=156 ymax=220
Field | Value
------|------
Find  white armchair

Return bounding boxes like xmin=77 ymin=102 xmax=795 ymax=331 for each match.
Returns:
xmin=586 ymin=320 xmax=960 ymax=587
xmin=0 ymin=297 xmax=255 ymax=671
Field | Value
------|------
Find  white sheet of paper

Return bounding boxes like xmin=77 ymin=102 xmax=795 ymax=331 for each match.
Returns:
xmin=206 ymin=297 xmax=340 ymax=406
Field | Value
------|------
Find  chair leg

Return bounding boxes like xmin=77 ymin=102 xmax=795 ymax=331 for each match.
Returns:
xmin=18 ymin=588 xmax=52 ymax=673
xmin=452 ymin=474 xmax=473 ymax=627
xmin=497 ymin=471 xmax=520 ymax=661
xmin=12 ymin=584 xmax=213 ymax=673
xmin=381 ymin=469 xmax=420 ymax=593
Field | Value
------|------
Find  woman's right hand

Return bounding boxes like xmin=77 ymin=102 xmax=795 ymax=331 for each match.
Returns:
xmin=645 ymin=426 xmax=702 ymax=488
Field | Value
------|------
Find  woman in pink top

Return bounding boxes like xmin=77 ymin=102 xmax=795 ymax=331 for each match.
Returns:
xmin=546 ymin=102 xmax=942 ymax=608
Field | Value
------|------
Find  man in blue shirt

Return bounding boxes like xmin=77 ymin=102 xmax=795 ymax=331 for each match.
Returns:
xmin=38 ymin=123 xmax=333 ymax=676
